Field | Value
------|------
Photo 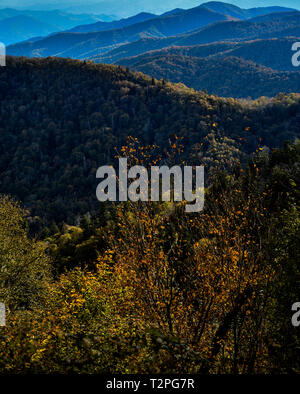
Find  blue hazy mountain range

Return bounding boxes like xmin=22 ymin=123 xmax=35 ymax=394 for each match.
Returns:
xmin=0 ymin=1 xmax=299 ymax=17
xmin=0 ymin=9 xmax=117 ymax=44
xmin=1 ymin=1 xmax=285 ymax=44
xmin=0 ymin=2 xmax=298 ymax=45
xmin=6 ymin=2 xmax=298 ymax=55
xmin=5 ymin=1 xmax=300 ymax=99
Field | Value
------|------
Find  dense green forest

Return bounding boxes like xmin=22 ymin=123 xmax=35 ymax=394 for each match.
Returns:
xmin=1 ymin=56 xmax=300 ymax=230
xmin=0 ymin=56 xmax=299 ymax=374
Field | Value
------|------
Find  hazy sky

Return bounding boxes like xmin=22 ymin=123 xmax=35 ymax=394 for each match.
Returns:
xmin=0 ymin=0 xmax=299 ymax=16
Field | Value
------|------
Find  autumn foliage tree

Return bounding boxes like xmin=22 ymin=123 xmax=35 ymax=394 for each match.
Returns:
xmin=0 ymin=140 xmax=299 ymax=374
xmin=0 ymin=196 xmax=51 ymax=312
xmin=93 ymin=138 xmax=276 ymax=373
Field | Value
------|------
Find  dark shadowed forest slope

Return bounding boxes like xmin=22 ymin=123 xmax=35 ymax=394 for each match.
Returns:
xmin=0 ymin=56 xmax=300 ymax=227
xmin=115 ymin=38 xmax=299 ymax=71
xmin=7 ymin=6 xmax=299 ymax=60
xmin=119 ymin=52 xmax=300 ymax=99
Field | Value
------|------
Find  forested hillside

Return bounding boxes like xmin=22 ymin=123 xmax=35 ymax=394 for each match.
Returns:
xmin=1 ymin=1 xmax=300 ymax=377
xmin=115 ymin=38 xmax=298 ymax=71
xmin=0 ymin=56 xmax=300 ymax=229
xmin=119 ymin=53 xmax=300 ymax=98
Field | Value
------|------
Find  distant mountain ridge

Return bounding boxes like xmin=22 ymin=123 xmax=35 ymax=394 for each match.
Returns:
xmin=173 ymin=12 xmax=300 ymax=46
xmin=67 ymin=12 xmax=158 ymax=33
xmin=3 ymin=0 xmax=297 ymax=18
xmin=0 ymin=15 xmax=56 ymax=45
xmin=63 ymin=1 xmax=297 ymax=34
xmin=201 ymin=2 xmax=295 ymax=19
xmin=1 ymin=55 xmax=300 ymax=223
xmin=7 ymin=6 xmax=234 ymax=58
xmin=0 ymin=8 xmax=113 ymax=44
xmin=0 ymin=7 xmax=106 ymax=27
xmin=7 ymin=4 xmax=298 ymax=59
xmin=87 ymin=11 xmax=300 ymax=65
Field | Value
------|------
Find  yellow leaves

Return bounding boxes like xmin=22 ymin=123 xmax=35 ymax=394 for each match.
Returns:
xmin=0 ymin=138 xmax=278 ymax=374
xmin=31 ymin=347 xmax=47 ymax=363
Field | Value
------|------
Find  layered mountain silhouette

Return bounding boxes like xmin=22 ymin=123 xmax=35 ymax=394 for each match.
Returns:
xmin=67 ymin=12 xmax=158 ymax=33
xmin=0 ymin=8 xmax=112 ymax=44
xmin=200 ymin=2 xmax=295 ymax=19
xmin=4 ymin=2 xmax=300 ymax=98
xmin=7 ymin=3 xmax=297 ymax=58
xmin=119 ymin=51 xmax=300 ymax=98
xmin=66 ymin=2 xmax=295 ymax=33
xmin=0 ymin=15 xmax=56 ymax=45
xmin=7 ymin=6 xmax=234 ymax=58
xmin=88 ymin=12 xmax=300 ymax=64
